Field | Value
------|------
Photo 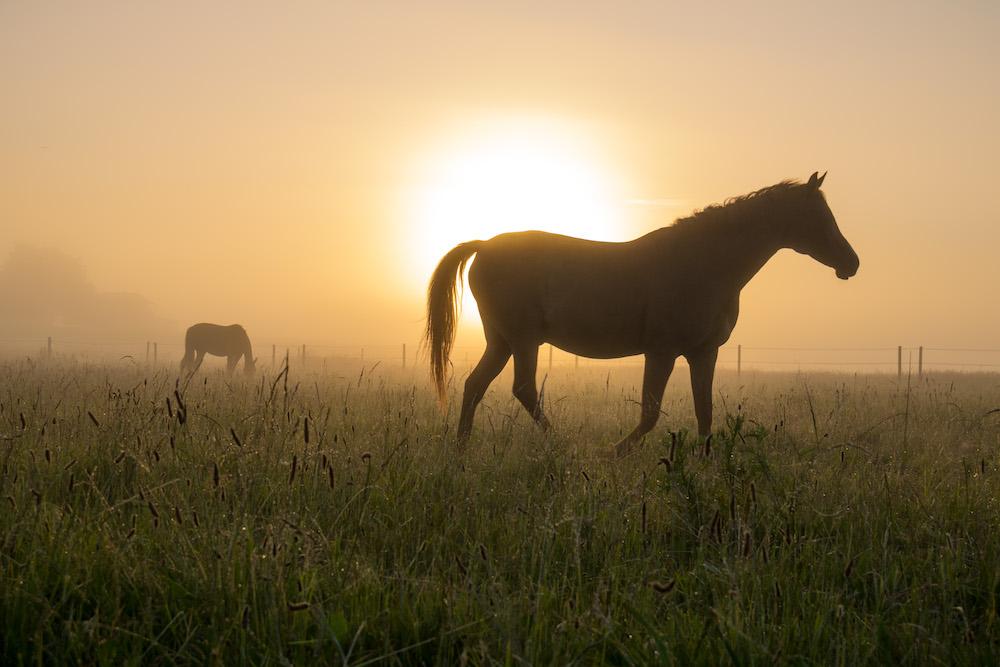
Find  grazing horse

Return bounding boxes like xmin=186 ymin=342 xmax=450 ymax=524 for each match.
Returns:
xmin=180 ymin=323 xmax=256 ymax=375
xmin=425 ymin=172 xmax=859 ymax=456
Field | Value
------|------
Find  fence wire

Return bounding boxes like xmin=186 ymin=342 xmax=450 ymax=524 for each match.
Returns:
xmin=1 ymin=338 xmax=999 ymax=372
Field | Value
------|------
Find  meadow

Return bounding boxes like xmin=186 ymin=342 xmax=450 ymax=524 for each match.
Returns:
xmin=1 ymin=355 xmax=999 ymax=665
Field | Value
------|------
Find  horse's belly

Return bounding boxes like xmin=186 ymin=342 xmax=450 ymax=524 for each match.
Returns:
xmin=545 ymin=335 xmax=644 ymax=359
xmin=542 ymin=306 xmax=647 ymax=358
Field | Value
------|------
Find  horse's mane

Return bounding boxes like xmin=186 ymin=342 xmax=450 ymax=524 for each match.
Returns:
xmin=669 ymin=179 xmax=805 ymax=232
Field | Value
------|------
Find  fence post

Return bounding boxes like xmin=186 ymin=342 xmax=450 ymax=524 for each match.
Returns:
xmin=548 ymin=345 xmax=553 ymax=371
xmin=402 ymin=343 xmax=406 ymax=368
xmin=47 ymin=336 xmax=52 ymax=359
xmin=575 ymin=354 xmax=579 ymax=370
xmin=918 ymin=346 xmax=923 ymax=376
xmin=153 ymin=342 xmax=158 ymax=364
xmin=737 ymin=344 xmax=742 ymax=376
xmin=301 ymin=344 xmax=306 ymax=364
xmin=897 ymin=345 xmax=902 ymax=378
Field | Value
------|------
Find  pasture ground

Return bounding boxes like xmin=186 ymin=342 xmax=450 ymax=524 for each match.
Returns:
xmin=1 ymin=357 xmax=999 ymax=664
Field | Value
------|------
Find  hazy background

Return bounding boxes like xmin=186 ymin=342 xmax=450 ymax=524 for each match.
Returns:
xmin=2 ymin=1 xmax=998 ymax=354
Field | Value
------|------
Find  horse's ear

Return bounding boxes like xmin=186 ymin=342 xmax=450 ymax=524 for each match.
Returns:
xmin=807 ymin=171 xmax=827 ymax=189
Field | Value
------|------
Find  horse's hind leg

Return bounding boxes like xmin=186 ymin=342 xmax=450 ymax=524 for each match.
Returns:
xmin=686 ymin=347 xmax=718 ymax=438
xmin=457 ymin=339 xmax=512 ymax=445
xmin=614 ymin=353 xmax=675 ymax=458
xmin=511 ymin=343 xmax=551 ymax=431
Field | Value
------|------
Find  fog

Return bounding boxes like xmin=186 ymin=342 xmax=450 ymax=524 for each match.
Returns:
xmin=2 ymin=3 xmax=999 ymax=357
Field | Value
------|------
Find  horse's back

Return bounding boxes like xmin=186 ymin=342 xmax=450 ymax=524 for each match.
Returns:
xmin=186 ymin=323 xmax=249 ymax=354
xmin=473 ymin=232 xmax=637 ymax=278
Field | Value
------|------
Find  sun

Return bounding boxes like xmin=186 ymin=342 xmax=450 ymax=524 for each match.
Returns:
xmin=403 ymin=119 xmax=626 ymax=319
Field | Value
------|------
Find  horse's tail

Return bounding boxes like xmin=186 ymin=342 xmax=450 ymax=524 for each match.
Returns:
xmin=425 ymin=240 xmax=483 ymax=404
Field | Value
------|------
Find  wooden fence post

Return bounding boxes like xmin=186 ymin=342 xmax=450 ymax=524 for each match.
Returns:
xmin=918 ymin=346 xmax=923 ymax=376
xmin=897 ymin=345 xmax=902 ymax=378
xmin=548 ymin=345 xmax=553 ymax=371
xmin=153 ymin=342 xmax=158 ymax=364
xmin=301 ymin=344 xmax=306 ymax=364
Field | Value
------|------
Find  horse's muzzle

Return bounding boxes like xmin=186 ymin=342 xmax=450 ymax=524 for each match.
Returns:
xmin=836 ymin=254 xmax=860 ymax=280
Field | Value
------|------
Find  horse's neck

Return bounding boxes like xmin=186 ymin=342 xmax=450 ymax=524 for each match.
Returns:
xmin=692 ymin=206 xmax=790 ymax=291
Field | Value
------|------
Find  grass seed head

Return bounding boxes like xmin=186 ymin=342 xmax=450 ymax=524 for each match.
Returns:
xmin=649 ymin=579 xmax=676 ymax=593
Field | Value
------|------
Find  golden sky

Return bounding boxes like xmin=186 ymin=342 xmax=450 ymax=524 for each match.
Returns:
xmin=2 ymin=2 xmax=998 ymax=350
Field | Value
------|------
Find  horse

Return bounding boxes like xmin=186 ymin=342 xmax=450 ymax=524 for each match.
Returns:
xmin=180 ymin=323 xmax=256 ymax=375
xmin=425 ymin=172 xmax=859 ymax=457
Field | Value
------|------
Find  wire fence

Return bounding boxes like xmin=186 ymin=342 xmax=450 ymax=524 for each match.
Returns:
xmin=2 ymin=336 xmax=999 ymax=375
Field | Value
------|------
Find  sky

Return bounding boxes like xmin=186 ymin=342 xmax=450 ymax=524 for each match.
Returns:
xmin=2 ymin=1 xmax=998 ymax=354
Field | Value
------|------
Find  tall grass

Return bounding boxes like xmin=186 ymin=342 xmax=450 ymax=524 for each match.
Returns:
xmin=1 ymin=357 xmax=998 ymax=664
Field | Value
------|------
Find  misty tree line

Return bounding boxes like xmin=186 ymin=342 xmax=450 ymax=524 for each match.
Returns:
xmin=0 ymin=244 xmax=165 ymax=340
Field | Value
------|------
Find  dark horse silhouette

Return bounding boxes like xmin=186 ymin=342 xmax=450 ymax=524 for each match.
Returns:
xmin=425 ymin=172 xmax=859 ymax=456
xmin=180 ymin=323 xmax=256 ymax=375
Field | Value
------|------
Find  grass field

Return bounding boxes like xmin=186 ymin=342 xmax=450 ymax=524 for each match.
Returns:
xmin=1 ymin=356 xmax=999 ymax=664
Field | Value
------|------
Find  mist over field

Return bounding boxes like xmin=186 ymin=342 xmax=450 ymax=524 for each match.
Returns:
xmin=3 ymin=4 xmax=999 ymax=354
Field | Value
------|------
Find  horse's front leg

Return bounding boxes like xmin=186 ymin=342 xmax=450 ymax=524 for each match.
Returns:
xmin=613 ymin=353 xmax=675 ymax=458
xmin=686 ymin=347 xmax=719 ymax=437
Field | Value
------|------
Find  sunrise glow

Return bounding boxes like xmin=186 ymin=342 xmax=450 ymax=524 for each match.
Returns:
xmin=406 ymin=124 xmax=623 ymax=261
xmin=402 ymin=120 xmax=626 ymax=317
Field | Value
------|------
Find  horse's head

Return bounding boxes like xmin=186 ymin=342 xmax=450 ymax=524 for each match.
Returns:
xmin=245 ymin=357 xmax=257 ymax=376
xmin=785 ymin=172 xmax=859 ymax=280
